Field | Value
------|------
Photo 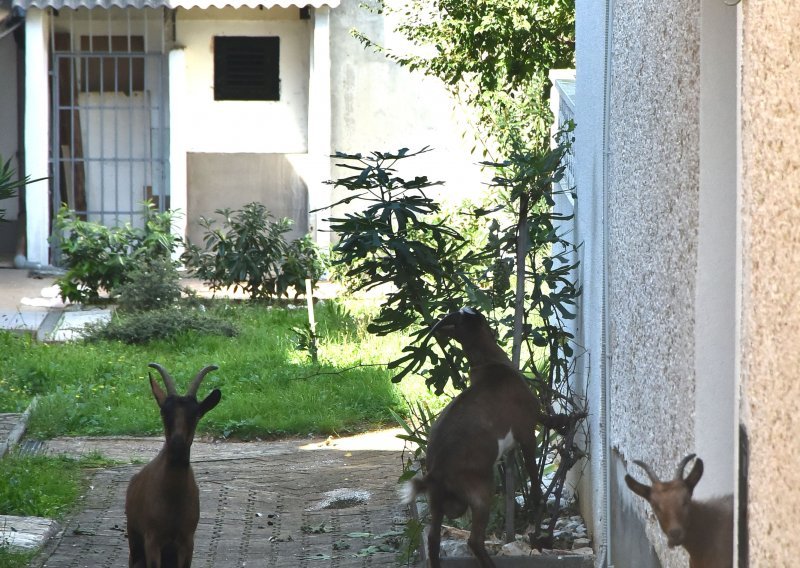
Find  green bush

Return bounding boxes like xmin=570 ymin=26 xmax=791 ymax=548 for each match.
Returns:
xmin=84 ymin=308 xmax=238 ymax=344
xmin=113 ymin=256 xmax=185 ymax=313
xmin=182 ymin=202 xmax=325 ymax=300
xmin=278 ymin=234 xmax=328 ymax=298
xmin=54 ymin=203 xmax=181 ymax=304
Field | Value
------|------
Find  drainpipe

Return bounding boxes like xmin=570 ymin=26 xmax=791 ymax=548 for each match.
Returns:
xmin=600 ymin=0 xmax=615 ymax=566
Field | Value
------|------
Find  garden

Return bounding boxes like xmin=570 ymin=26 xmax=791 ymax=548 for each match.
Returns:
xmin=0 ymin=0 xmax=583 ymax=566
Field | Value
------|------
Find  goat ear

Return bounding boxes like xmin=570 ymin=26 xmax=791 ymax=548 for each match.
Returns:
xmin=198 ymin=388 xmax=222 ymax=417
xmin=624 ymin=474 xmax=651 ymax=500
xmin=149 ymin=374 xmax=168 ymax=406
xmin=683 ymin=457 xmax=704 ymax=490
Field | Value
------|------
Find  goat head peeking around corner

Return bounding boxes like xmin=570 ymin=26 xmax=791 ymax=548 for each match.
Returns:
xmin=125 ymin=363 xmax=221 ymax=568
xmin=625 ymin=454 xmax=733 ymax=568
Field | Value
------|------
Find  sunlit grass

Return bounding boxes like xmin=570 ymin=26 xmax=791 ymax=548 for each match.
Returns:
xmin=0 ymin=298 xmax=447 ymax=440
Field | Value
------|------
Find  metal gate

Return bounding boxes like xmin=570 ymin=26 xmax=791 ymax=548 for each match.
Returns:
xmin=49 ymin=7 xmax=170 ymax=234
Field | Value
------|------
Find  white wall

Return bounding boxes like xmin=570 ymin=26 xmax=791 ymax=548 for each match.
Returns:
xmin=573 ymin=0 xmax=609 ymax=555
xmin=329 ymin=0 xmax=489 ymax=207
xmin=177 ymin=6 xmax=311 ymax=154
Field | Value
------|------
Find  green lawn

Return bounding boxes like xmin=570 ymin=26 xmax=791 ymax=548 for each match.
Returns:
xmin=0 ymin=298 xmax=443 ymax=440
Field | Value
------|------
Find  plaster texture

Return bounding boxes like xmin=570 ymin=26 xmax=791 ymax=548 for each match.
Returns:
xmin=607 ymin=2 xmax=703 ymax=566
xmin=608 ymin=0 xmax=699 ymax=458
xmin=740 ymin=3 xmax=800 ymax=566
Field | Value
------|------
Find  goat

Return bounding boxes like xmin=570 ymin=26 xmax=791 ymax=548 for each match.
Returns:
xmin=625 ymin=454 xmax=734 ymax=568
xmin=402 ymin=307 xmax=549 ymax=568
xmin=125 ymin=363 xmax=221 ymax=568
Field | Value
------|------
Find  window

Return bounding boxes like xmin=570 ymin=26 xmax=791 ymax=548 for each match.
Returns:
xmin=214 ymin=36 xmax=280 ymax=101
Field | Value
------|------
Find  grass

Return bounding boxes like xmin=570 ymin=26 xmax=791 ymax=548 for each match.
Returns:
xmin=0 ymin=298 xmax=445 ymax=440
xmin=0 ymin=452 xmax=115 ymax=568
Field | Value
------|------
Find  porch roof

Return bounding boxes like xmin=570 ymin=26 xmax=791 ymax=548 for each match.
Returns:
xmin=13 ymin=0 xmax=339 ymax=9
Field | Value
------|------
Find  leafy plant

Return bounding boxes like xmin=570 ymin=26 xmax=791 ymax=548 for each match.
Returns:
xmin=277 ymin=234 xmax=328 ymax=299
xmin=323 ymin=148 xmax=471 ymax=393
xmin=182 ymin=202 xmax=293 ymax=300
xmin=353 ymin=0 xmax=574 ymax=156
xmin=54 ymin=203 xmax=181 ymax=303
xmin=326 ymin=136 xmax=584 ymax=546
xmin=84 ymin=308 xmax=238 ymax=345
xmin=0 ymin=155 xmax=47 ymax=224
xmin=113 ymin=256 xmax=185 ymax=313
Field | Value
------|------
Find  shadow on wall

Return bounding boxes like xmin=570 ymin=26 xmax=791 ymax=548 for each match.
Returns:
xmin=611 ymin=450 xmax=663 ymax=568
xmin=186 ymin=153 xmax=310 ymax=246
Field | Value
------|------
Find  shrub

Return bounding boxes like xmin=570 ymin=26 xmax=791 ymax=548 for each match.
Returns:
xmin=84 ymin=308 xmax=238 ymax=344
xmin=278 ymin=234 xmax=328 ymax=298
xmin=54 ymin=203 xmax=181 ymax=304
xmin=113 ymin=256 xmax=185 ymax=313
xmin=183 ymin=202 xmax=325 ymax=300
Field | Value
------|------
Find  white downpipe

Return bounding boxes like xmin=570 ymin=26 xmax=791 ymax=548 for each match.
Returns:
xmin=307 ymin=6 xmax=332 ymax=248
xmin=24 ymin=8 xmax=50 ymax=266
xmin=169 ymin=47 xmax=187 ymax=257
xmin=601 ymin=0 xmax=615 ymax=565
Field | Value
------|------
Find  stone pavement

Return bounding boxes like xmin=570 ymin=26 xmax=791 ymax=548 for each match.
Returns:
xmin=25 ymin=430 xmax=416 ymax=568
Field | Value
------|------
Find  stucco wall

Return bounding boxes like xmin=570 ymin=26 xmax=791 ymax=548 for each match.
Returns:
xmin=607 ymin=1 xmax=701 ymax=566
xmin=740 ymin=3 xmax=800 ymax=566
xmin=328 ymin=0 xmax=488 ymax=205
xmin=176 ymin=7 xmax=311 ymax=154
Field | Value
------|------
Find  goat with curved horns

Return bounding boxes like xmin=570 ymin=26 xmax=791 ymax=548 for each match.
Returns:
xmin=126 ymin=363 xmax=221 ymax=568
xmin=403 ymin=307 xmax=553 ymax=568
xmin=625 ymin=454 xmax=733 ymax=568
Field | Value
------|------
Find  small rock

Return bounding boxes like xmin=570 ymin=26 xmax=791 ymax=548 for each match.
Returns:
xmin=573 ymin=546 xmax=594 ymax=555
xmin=573 ymin=538 xmax=591 ymax=549
xmin=440 ymin=539 xmax=471 ymax=558
xmin=499 ymin=540 xmax=540 ymax=557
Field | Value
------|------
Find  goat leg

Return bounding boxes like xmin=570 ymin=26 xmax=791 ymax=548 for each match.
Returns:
xmin=427 ymin=494 xmax=445 ymax=568
xmin=466 ymin=491 xmax=497 ymax=568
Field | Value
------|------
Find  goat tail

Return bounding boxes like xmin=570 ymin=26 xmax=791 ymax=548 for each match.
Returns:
xmin=399 ymin=475 xmax=428 ymax=505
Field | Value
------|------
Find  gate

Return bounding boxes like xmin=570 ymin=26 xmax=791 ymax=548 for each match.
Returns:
xmin=50 ymin=7 xmax=170 ymax=236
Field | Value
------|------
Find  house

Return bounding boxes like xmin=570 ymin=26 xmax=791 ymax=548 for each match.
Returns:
xmin=566 ymin=1 xmax=800 ymax=566
xmin=0 ymin=0 xmax=487 ymax=266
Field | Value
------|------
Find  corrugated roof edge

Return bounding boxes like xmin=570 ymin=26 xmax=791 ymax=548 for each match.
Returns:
xmin=13 ymin=0 xmax=339 ymax=10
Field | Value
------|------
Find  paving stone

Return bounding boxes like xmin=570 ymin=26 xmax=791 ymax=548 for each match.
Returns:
xmin=28 ymin=432 xmax=414 ymax=567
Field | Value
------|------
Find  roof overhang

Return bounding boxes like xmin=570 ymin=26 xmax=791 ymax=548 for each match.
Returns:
xmin=13 ymin=0 xmax=338 ymax=10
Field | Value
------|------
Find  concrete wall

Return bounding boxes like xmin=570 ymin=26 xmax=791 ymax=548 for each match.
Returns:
xmin=740 ymin=3 xmax=800 ymax=566
xmin=185 ymin=152 xmax=308 ymax=246
xmin=328 ymin=0 xmax=488 ymax=206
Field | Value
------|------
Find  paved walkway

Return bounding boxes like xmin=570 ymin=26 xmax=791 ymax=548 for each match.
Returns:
xmin=29 ymin=431 xmax=415 ymax=568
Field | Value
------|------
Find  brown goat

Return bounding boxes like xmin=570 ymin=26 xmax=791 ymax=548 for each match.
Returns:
xmin=402 ymin=307 xmax=548 ymax=568
xmin=125 ymin=363 xmax=221 ymax=568
xmin=625 ymin=454 xmax=733 ymax=568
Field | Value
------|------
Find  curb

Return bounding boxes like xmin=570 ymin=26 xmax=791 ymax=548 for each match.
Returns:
xmin=0 ymin=397 xmax=38 ymax=459
xmin=36 ymin=309 xmax=65 ymax=343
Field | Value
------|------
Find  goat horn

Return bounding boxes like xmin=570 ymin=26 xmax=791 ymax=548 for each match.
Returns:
xmin=675 ymin=453 xmax=697 ymax=480
xmin=186 ymin=365 xmax=219 ymax=397
xmin=632 ymin=460 xmax=661 ymax=484
xmin=148 ymin=363 xmax=179 ymax=396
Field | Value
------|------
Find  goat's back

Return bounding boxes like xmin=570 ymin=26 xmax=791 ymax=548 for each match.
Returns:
xmin=686 ymin=495 xmax=734 ymax=568
xmin=425 ymin=364 xmax=540 ymax=479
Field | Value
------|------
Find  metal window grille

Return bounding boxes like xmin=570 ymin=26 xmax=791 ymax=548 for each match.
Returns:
xmin=49 ymin=7 xmax=170 ymax=245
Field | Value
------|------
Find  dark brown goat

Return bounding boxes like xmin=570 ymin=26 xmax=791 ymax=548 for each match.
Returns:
xmin=125 ymin=363 xmax=221 ymax=568
xmin=402 ymin=307 xmax=549 ymax=568
xmin=625 ymin=454 xmax=733 ymax=568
